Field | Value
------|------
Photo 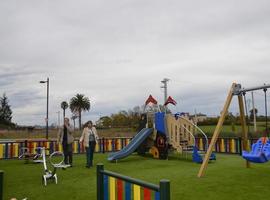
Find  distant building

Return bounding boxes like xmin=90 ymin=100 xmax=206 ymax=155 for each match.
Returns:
xmin=191 ymin=113 xmax=207 ymax=123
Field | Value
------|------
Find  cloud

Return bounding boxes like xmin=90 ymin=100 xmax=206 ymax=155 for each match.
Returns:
xmin=0 ymin=0 xmax=270 ymax=125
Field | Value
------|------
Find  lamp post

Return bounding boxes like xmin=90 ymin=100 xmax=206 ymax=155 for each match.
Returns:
xmin=40 ymin=77 xmax=49 ymax=139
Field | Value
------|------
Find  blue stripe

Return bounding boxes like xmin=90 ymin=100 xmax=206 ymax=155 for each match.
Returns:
xmin=104 ymin=175 xmax=109 ymax=200
xmin=125 ymin=182 xmax=131 ymax=200
xmin=155 ymin=191 xmax=160 ymax=200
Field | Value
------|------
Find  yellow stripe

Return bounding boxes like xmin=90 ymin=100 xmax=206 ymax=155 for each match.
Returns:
xmin=46 ymin=142 xmax=50 ymax=155
xmin=0 ymin=144 xmax=3 ymax=159
xmin=32 ymin=143 xmax=37 ymax=154
xmin=221 ymin=139 xmax=225 ymax=152
xmin=133 ymin=185 xmax=141 ymax=200
xmin=231 ymin=139 xmax=235 ymax=153
xmin=109 ymin=177 xmax=116 ymax=200
xmin=74 ymin=142 xmax=78 ymax=153
xmin=199 ymin=138 xmax=204 ymax=151
xmin=95 ymin=142 xmax=99 ymax=152
xmin=14 ymin=143 xmax=19 ymax=157
xmin=59 ymin=144 xmax=63 ymax=152
xmin=108 ymin=140 xmax=112 ymax=151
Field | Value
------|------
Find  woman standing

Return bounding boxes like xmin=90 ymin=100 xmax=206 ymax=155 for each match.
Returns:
xmin=80 ymin=121 xmax=99 ymax=168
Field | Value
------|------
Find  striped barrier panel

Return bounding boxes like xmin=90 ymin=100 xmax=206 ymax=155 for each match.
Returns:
xmin=0 ymin=137 xmax=133 ymax=159
xmin=194 ymin=137 xmax=259 ymax=155
xmin=97 ymin=164 xmax=170 ymax=200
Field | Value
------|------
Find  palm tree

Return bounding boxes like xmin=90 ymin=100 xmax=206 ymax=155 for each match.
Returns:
xmin=71 ymin=115 xmax=78 ymax=129
xmin=61 ymin=101 xmax=69 ymax=121
xmin=69 ymin=94 xmax=90 ymax=130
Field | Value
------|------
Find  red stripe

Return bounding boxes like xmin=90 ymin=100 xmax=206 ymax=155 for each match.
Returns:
xmin=144 ymin=188 xmax=151 ymax=200
xmin=117 ymin=179 xmax=123 ymax=200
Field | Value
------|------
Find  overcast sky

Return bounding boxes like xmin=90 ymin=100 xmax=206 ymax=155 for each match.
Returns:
xmin=1 ymin=0 xmax=270 ymax=126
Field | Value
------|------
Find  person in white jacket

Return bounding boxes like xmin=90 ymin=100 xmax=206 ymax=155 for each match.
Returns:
xmin=80 ymin=120 xmax=99 ymax=168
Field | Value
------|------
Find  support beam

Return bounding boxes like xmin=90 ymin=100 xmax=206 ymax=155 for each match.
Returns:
xmin=238 ymin=95 xmax=250 ymax=168
xmin=197 ymin=83 xmax=236 ymax=178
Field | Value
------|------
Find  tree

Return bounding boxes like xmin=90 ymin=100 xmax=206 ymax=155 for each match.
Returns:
xmin=69 ymin=94 xmax=90 ymax=130
xmin=61 ymin=101 xmax=68 ymax=120
xmin=249 ymin=108 xmax=258 ymax=120
xmin=0 ymin=93 xmax=12 ymax=125
xmin=71 ymin=115 xmax=78 ymax=129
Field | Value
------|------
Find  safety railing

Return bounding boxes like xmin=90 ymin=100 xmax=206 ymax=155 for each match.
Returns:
xmin=97 ymin=163 xmax=170 ymax=200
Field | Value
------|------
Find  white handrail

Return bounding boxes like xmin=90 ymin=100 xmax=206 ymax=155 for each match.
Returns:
xmin=179 ymin=116 xmax=209 ymax=150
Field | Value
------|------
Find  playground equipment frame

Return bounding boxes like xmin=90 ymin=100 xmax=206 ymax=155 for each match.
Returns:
xmin=198 ymin=83 xmax=270 ymax=177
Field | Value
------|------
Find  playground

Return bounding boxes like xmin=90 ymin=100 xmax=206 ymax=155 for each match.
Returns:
xmin=1 ymin=83 xmax=270 ymax=199
xmin=1 ymin=153 xmax=270 ymax=200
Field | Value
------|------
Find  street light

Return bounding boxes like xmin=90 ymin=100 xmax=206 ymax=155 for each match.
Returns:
xmin=39 ymin=77 xmax=49 ymax=139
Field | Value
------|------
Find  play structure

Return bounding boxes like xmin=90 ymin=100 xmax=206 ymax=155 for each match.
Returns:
xmin=39 ymin=147 xmax=70 ymax=186
xmin=19 ymin=146 xmax=43 ymax=164
xmin=108 ymin=95 xmax=216 ymax=163
xmin=198 ymin=83 xmax=270 ymax=178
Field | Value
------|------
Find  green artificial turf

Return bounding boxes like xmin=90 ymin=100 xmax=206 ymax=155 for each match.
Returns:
xmin=1 ymin=153 xmax=270 ymax=200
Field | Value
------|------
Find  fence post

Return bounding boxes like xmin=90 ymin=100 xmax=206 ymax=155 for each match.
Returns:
xmin=102 ymin=138 xmax=105 ymax=154
xmin=238 ymin=137 xmax=242 ymax=156
xmin=160 ymin=179 xmax=170 ymax=200
xmin=0 ymin=170 xmax=3 ymax=200
xmin=97 ymin=163 xmax=104 ymax=200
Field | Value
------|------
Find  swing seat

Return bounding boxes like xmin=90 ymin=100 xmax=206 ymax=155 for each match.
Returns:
xmin=242 ymin=138 xmax=269 ymax=163
xmin=262 ymin=140 xmax=270 ymax=160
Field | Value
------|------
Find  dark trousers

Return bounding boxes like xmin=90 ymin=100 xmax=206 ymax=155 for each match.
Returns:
xmin=86 ymin=141 xmax=96 ymax=167
xmin=62 ymin=143 xmax=73 ymax=165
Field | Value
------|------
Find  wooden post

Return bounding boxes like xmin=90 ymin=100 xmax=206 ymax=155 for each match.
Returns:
xmin=197 ymin=83 xmax=236 ymax=178
xmin=238 ymin=95 xmax=250 ymax=168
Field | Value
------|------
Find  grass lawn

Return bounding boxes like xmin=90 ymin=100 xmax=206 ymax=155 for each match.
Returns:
xmin=199 ymin=124 xmax=266 ymax=137
xmin=1 ymin=153 xmax=270 ymax=200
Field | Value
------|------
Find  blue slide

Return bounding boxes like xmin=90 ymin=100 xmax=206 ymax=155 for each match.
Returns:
xmin=242 ymin=138 xmax=270 ymax=163
xmin=108 ymin=128 xmax=153 ymax=161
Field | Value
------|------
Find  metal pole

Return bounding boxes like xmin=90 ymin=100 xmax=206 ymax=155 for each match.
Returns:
xmin=160 ymin=180 xmax=170 ymax=200
xmin=161 ymin=78 xmax=169 ymax=112
xmin=57 ymin=111 xmax=60 ymax=129
xmin=251 ymin=92 xmax=257 ymax=132
xmin=264 ymin=88 xmax=268 ymax=136
xmin=0 ymin=170 xmax=3 ymax=200
xmin=97 ymin=164 xmax=104 ymax=200
xmin=46 ymin=77 xmax=49 ymax=139
xmin=236 ymin=84 xmax=270 ymax=94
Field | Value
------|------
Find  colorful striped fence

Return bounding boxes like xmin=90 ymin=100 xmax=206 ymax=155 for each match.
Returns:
xmin=0 ymin=137 xmax=262 ymax=159
xmin=97 ymin=164 xmax=170 ymax=200
xmin=0 ymin=137 xmax=132 ymax=159
xmin=195 ymin=137 xmax=260 ymax=154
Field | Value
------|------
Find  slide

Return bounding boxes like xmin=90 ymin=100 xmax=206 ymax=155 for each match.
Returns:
xmin=242 ymin=138 xmax=269 ymax=163
xmin=108 ymin=128 xmax=153 ymax=161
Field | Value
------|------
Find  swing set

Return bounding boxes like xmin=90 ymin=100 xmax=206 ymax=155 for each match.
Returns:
xmin=198 ymin=83 xmax=270 ymax=178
